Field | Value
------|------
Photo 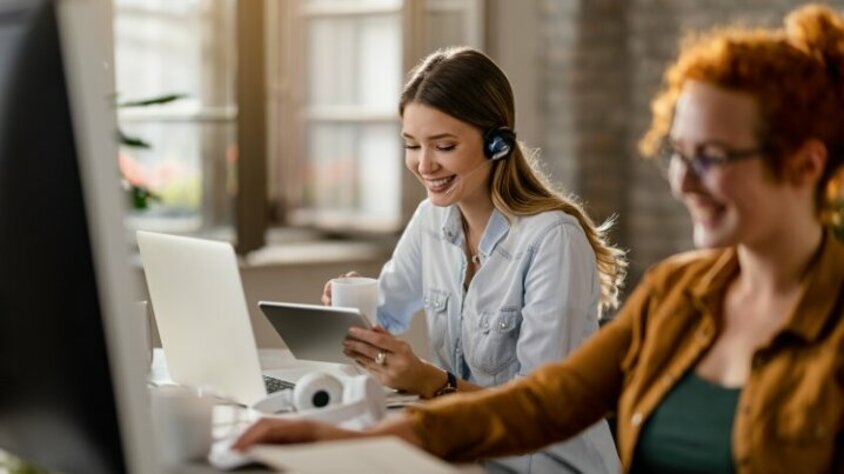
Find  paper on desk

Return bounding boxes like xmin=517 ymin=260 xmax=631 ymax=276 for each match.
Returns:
xmin=248 ymin=436 xmax=459 ymax=474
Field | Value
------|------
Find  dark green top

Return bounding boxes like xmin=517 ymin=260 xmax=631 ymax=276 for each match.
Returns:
xmin=630 ymin=371 xmax=741 ymax=474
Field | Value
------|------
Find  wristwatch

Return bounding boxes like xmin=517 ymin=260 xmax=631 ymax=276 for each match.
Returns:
xmin=433 ymin=370 xmax=458 ymax=397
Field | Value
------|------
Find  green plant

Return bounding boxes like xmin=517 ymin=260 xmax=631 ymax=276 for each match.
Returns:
xmin=117 ymin=93 xmax=187 ymax=210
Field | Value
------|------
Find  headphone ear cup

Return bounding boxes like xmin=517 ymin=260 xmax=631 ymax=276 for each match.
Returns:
xmin=483 ymin=127 xmax=516 ymax=161
xmin=342 ymin=374 xmax=387 ymax=423
xmin=292 ymin=371 xmax=344 ymax=411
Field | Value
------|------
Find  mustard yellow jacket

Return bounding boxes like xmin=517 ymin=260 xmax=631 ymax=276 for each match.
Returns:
xmin=408 ymin=232 xmax=844 ymax=473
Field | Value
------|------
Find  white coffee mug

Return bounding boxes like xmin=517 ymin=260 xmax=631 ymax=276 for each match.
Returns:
xmin=150 ymin=387 xmax=214 ymax=465
xmin=331 ymin=277 xmax=378 ymax=325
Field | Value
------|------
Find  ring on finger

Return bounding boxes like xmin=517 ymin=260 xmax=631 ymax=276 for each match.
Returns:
xmin=374 ymin=351 xmax=387 ymax=366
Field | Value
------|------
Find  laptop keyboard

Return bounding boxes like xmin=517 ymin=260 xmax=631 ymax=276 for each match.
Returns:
xmin=264 ymin=374 xmax=295 ymax=393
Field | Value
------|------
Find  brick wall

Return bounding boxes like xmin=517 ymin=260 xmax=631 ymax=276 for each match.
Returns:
xmin=537 ymin=0 xmax=844 ymax=296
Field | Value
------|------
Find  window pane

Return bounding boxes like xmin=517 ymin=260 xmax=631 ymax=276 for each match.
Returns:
xmin=119 ymin=121 xmax=236 ymax=232
xmin=305 ymin=123 xmax=401 ymax=220
xmin=307 ymin=14 xmax=401 ymax=109
xmin=114 ymin=1 xmax=235 ymax=108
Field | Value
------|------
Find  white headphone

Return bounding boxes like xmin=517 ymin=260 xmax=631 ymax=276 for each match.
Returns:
xmin=251 ymin=371 xmax=386 ymax=429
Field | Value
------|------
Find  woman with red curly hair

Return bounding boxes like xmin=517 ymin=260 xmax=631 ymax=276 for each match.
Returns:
xmin=234 ymin=5 xmax=844 ymax=472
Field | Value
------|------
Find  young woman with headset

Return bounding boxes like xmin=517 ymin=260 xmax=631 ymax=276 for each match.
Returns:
xmin=321 ymin=47 xmax=627 ymax=474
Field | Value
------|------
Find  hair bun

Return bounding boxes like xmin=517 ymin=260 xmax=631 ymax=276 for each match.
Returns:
xmin=786 ymin=4 xmax=844 ymax=60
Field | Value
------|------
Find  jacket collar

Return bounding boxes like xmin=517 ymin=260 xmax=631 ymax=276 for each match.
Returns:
xmin=688 ymin=230 xmax=844 ymax=342
xmin=688 ymin=247 xmax=738 ymax=315
xmin=782 ymin=230 xmax=844 ymax=342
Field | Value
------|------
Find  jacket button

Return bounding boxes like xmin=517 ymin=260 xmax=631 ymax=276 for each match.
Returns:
xmin=631 ymin=412 xmax=643 ymax=426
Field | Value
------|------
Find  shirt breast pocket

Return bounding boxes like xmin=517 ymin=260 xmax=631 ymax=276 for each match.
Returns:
xmin=469 ymin=307 xmax=520 ymax=375
xmin=424 ymin=289 xmax=450 ymax=352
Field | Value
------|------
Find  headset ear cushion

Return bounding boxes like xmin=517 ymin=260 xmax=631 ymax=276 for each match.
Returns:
xmin=293 ymin=371 xmax=344 ymax=411
xmin=342 ymin=375 xmax=387 ymax=422
xmin=483 ymin=127 xmax=516 ymax=161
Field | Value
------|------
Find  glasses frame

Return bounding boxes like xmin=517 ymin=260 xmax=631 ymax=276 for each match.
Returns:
xmin=657 ymin=137 xmax=765 ymax=178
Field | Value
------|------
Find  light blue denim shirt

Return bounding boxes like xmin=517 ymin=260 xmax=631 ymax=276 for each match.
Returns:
xmin=376 ymin=200 xmax=620 ymax=474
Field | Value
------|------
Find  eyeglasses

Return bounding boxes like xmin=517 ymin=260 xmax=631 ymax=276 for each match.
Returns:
xmin=657 ymin=138 xmax=765 ymax=178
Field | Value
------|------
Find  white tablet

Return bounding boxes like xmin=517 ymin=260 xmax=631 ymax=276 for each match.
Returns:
xmin=258 ymin=301 xmax=372 ymax=364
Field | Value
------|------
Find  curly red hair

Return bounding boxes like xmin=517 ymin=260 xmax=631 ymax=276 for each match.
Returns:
xmin=640 ymin=4 xmax=844 ymax=209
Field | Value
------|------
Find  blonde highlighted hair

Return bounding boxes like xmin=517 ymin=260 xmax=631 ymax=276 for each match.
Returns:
xmin=400 ymin=47 xmax=626 ymax=310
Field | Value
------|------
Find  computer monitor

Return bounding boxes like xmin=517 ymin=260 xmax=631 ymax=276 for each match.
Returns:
xmin=0 ymin=1 xmax=154 ymax=472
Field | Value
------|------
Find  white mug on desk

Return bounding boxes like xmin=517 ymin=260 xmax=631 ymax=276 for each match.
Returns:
xmin=150 ymin=387 xmax=214 ymax=465
xmin=331 ymin=277 xmax=378 ymax=325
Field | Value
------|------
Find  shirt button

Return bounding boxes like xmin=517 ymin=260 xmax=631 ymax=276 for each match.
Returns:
xmin=499 ymin=321 xmax=508 ymax=330
xmin=631 ymin=412 xmax=643 ymax=426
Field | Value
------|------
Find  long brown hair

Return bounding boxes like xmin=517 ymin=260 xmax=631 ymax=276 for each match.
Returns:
xmin=400 ymin=47 xmax=627 ymax=310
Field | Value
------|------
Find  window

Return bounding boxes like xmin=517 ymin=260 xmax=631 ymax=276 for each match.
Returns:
xmin=114 ymin=0 xmax=237 ymax=234
xmin=269 ymin=0 xmax=484 ymax=233
xmin=114 ymin=0 xmax=483 ymax=248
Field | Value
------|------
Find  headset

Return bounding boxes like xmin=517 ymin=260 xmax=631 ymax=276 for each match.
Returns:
xmin=483 ymin=127 xmax=516 ymax=161
xmin=251 ymin=371 xmax=387 ymax=429
xmin=442 ymin=127 xmax=517 ymax=197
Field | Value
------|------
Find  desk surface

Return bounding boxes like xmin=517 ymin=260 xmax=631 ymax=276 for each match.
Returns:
xmin=151 ymin=349 xmax=482 ymax=474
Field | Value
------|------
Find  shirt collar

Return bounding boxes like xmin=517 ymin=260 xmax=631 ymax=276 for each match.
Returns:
xmin=440 ymin=206 xmax=511 ymax=258
xmin=478 ymin=210 xmax=510 ymax=258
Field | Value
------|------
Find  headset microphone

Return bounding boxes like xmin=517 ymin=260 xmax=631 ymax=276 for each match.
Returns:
xmin=444 ymin=159 xmax=491 ymax=196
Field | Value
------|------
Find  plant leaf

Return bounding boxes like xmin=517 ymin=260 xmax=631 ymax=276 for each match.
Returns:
xmin=118 ymin=93 xmax=188 ymax=108
xmin=117 ymin=129 xmax=151 ymax=149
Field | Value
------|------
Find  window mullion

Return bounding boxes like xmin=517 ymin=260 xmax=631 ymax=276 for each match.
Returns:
xmin=235 ymin=0 xmax=268 ymax=254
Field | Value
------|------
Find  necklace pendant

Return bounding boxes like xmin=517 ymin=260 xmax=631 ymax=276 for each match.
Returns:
xmin=471 ymin=254 xmax=481 ymax=266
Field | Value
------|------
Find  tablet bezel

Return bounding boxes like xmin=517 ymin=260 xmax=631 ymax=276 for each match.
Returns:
xmin=258 ymin=301 xmax=372 ymax=364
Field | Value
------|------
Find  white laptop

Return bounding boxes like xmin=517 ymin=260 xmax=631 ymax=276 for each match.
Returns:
xmin=137 ymin=231 xmax=288 ymax=407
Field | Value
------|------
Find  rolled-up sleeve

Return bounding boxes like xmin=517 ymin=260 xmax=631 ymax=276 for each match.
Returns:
xmin=375 ymin=202 xmax=426 ymax=333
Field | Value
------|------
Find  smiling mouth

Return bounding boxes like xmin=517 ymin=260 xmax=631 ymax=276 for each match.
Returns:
xmin=425 ymin=175 xmax=456 ymax=193
xmin=687 ymin=200 xmax=726 ymax=226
